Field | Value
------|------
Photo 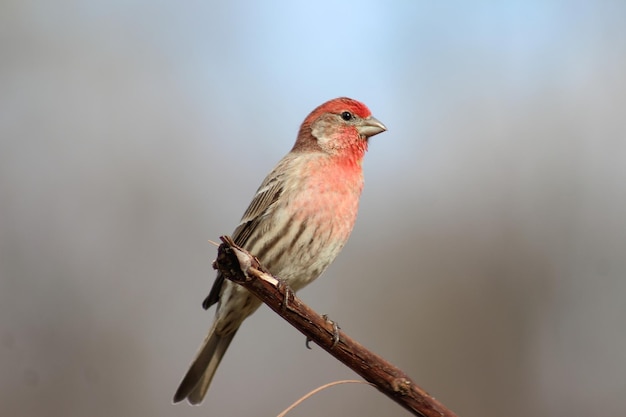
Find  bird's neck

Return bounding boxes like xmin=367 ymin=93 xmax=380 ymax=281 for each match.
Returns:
xmin=331 ymin=137 xmax=368 ymax=169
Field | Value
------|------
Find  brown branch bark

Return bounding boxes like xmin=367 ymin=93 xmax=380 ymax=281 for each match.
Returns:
xmin=214 ymin=235 xmax=459 ymax=417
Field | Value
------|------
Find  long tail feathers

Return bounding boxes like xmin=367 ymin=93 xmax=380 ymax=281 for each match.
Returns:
xmin=173 ymin=326 xmax=238 ymax=404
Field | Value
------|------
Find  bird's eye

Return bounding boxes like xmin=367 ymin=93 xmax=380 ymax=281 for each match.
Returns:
xmin=340 ymin=111 xmax=353 ymax=121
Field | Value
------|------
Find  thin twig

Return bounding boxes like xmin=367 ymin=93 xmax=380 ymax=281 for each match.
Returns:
xmin=276 ymin=380 xmax=376 ymax=417
xmin=215 ymin=235 xmax=459 ymax=417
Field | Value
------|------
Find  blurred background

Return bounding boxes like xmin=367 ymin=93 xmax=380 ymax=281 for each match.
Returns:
xmin=1 ymin=1 xmax=625 ymax=416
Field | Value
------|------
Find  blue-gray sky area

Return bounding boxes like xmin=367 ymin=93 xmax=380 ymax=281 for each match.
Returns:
xmin=2 ymin=2 xmax=626 ymax=416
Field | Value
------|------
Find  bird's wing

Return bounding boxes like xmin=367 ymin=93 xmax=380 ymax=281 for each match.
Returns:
xmin=202 ymin=171 xmax=285 ymax=310
xmin=232 ymin=174 xmax=284 ymax=247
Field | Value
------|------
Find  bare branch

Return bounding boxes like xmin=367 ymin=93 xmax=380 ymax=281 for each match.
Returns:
xmin=215 ymin=235 xmax=459 ymax=417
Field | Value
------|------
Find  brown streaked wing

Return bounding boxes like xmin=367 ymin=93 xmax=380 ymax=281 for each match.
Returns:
xmin=232 ymin=173 xmax=285 ymax=247
xmin=202 ymin=172 xmax=285 ymax=310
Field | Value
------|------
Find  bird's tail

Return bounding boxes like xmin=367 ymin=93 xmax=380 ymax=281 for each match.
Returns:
xmin=173 ymin=325 xmax=238 ymax=404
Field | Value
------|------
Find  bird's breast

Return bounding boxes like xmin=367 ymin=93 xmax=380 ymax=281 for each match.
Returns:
xmin=295 ymin=160 xmax=363 ymax=227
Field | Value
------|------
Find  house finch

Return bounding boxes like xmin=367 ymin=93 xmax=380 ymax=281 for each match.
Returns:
xmin=173 ymin=97 xmax=386 ymax=404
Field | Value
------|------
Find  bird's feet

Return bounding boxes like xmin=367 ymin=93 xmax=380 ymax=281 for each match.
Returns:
xmin=322 ymin=314 xmax=341 ymax=349
xmin=276 ymin=279 xmax=294 ymax=313
xmin=305 ymin=315 xmax=341 ymax=350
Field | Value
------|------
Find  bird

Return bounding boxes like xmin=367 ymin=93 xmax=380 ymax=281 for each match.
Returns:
xmin=173 ymin=97 xmax=386 ymax=404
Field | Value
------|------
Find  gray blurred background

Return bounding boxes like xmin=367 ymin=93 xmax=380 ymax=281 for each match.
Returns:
xmin=1 ymin=1 xmax=625 ymax=416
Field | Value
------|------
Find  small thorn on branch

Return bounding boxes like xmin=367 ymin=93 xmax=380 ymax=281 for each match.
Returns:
xmin=215 ymin=235 xmax=458 ymax=417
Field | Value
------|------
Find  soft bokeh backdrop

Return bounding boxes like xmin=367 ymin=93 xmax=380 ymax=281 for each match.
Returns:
xmin=2 ymin=1 xmax=625 ymax=416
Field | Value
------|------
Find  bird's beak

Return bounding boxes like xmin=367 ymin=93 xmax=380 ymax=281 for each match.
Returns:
xmin=358 ymin=116 xmax=387 ymax=138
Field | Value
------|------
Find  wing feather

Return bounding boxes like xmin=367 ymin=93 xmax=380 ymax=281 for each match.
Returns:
xmin=202 ymin=166 xmax=287 ymax=310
